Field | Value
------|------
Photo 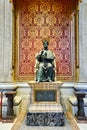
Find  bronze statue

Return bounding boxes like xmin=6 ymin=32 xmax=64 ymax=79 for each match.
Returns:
xmin=35 ymin=39 xmax=55 ymax=82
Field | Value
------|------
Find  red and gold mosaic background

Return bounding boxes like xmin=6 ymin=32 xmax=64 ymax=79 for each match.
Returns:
xmin=15 ymin=0 xmax=77 ymax=81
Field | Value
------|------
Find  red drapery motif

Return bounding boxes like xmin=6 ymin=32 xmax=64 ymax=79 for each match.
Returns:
xmin=15 ymin=0 xmax=77 ymax=81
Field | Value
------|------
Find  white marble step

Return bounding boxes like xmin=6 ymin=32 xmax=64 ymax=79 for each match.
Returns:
xmin=28 ymin=104 xmax=63 ymax=112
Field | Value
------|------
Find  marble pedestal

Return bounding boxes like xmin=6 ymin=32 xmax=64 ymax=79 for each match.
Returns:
xmin=75 ymin=92 xmax=87 ymax=122
xmin=26 ymin=81 xmax=65 ymax=126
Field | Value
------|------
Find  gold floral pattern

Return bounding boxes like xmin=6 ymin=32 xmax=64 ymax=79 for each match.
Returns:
xmin=15 ymin=0 xmax=76 ymax=81
xmin=46 ymin=14 xmax=56 ymax=26
xmin=34 ymin=14 xmax=44 ymax=26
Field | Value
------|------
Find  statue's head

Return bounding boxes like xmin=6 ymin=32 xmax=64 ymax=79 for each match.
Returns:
xmin=42 ymin=38 xmax=49 ymax=48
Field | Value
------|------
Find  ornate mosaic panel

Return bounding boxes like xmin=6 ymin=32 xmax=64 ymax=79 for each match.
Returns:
xmin=15 ymin=0 xmax=77 ymax=81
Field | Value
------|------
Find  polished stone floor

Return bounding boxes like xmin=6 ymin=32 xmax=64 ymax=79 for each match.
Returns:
xmin=0 ymin=122 xmax=13 ymax=130
xmin=0 ymin=118 xmax=87 ymax=130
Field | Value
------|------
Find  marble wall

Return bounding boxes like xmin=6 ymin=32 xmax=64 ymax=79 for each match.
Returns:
xmin=79 ymin=0 xmax=87 ymax=82
xmin=0 ymin=0 xmax=12 ymax=82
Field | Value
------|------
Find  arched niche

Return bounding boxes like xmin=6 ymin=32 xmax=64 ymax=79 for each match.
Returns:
xmin=10 ymin=0 xmax=81 ymax=82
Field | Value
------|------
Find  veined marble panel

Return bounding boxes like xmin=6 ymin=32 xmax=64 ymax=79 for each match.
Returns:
xmin=26 ymin=112 xmax=65 ymax=126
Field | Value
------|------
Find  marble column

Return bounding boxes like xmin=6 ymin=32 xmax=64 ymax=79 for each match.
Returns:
xmin=0 ymin=0 xmax=12 ymax=82
xmin=79 ymin=0 xmax=87 ymax=82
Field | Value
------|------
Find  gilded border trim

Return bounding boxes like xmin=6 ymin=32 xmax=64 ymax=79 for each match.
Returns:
xmin=75 ymin=0 xmax=79 ymax=81
xmin=12 ymin=0 xmax=16 ymax=82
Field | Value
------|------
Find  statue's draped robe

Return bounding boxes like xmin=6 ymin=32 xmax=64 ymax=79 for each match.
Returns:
xmin=35 ymin=50 xmax=55 ymax=82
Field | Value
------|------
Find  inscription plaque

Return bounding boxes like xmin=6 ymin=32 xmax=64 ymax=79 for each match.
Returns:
xmin=35 ymin=90 xmax=56 ymax=102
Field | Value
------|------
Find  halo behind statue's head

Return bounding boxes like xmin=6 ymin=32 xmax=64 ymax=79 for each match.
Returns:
xmin=42 ymin=38 xmax=49 ymax=45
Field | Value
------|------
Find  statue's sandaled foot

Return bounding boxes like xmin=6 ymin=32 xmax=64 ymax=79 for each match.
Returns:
xmin=37 ymin=80 xmax=40 ymax=83
xmin=48 ymin=78 xmax=53 ymax=82
xmin=49 ymin=80 xmax=53 ymax=82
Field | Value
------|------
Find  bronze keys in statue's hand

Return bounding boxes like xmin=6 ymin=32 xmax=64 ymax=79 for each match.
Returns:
xmin=41 ymin=50 xmax=44 ymax=55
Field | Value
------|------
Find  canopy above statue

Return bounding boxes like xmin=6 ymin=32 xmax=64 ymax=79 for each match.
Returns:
xmin=9 ymin=0 xmax=82 ymax=4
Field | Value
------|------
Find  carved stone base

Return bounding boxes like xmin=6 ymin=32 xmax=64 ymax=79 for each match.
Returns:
xmin=26 ymin=112 xmax=65 ymax=126
xmin=26 ymin=104 xmax=65 ymax=126
xmin=75 ymin=115 xmax=87 ymax=123
xmin=29 ymin=81 xmax=63 ymax=104
xmin=27 ymin=81 xmax=64 ymax=126
xmin=2 ymin=115 xmax=15 ymax=123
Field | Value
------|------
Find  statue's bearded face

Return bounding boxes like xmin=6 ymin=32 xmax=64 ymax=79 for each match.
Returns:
xmin=43 ymin=41 xmax=49 ymax=48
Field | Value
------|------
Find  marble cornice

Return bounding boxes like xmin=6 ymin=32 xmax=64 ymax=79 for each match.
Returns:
xmin=0 ymin=83 xmax=18 ymax=91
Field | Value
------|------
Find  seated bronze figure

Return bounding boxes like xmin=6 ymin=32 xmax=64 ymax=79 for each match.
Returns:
xmin=35 ymin=39 xmax=56 ymax=82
